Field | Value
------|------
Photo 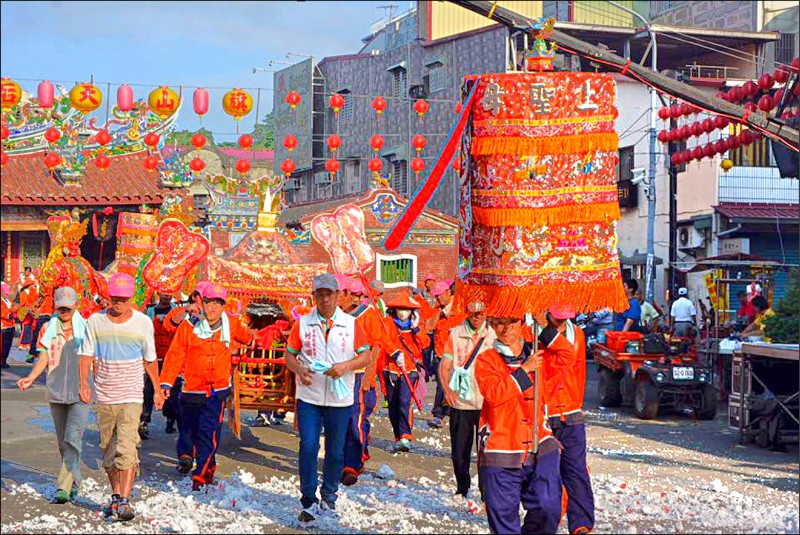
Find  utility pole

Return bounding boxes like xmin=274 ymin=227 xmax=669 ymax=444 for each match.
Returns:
xmin=667 ymin=101 xmax=678 ymax=299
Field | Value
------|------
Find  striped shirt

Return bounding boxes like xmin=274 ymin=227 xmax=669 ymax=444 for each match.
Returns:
xmin=79 ymin=310 xmax=156 ymax=405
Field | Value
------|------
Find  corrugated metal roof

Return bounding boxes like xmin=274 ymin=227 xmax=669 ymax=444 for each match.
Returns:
xmin=715 ymin=203 xmax=799 ymax=221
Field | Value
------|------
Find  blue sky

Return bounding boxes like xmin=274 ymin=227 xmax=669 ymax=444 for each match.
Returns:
xmin=1 ymin=0 xmax=402 ymax=141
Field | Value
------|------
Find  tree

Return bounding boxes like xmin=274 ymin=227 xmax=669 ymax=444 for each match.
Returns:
xmin=166 ymin=127 xmax=215 ymax=147
xmin=764 ymin=269 xmax=799 ymax=344
xmin=253 ymin=111 xmax=274 ymax=149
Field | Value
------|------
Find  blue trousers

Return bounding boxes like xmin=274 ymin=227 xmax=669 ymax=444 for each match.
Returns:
xmin=179 ymin=389 xmax=227 ymax=486
xmin=480 ymin=450 xmax=562 ymax=534
xmin=551 ymin=421 xmax=595 ymax=533
xmin=383 ymin=370 xmax=419 ymax=441
xmin=343 ymin=373 xmax=377 ymax=475
xmin=296 ymin=399 xmax=351 ymax=508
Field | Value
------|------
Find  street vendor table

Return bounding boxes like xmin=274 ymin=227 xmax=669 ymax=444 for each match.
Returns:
xmin=730 ymin=343 xmax=799 ymax=449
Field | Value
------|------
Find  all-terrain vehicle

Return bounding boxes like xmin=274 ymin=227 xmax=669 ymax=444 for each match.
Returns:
xmin=593 ymin=332 xmax=718 ymax=420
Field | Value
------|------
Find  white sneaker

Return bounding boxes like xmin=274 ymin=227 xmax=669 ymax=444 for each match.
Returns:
xmin=318 ymin=499 xmax=339 ymax=518
xmin=256 ymin=413 xmax=271 ymax=427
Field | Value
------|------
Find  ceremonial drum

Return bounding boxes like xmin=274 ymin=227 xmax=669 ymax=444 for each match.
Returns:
xmin=456 ymin=72 xmax=629 ymax=317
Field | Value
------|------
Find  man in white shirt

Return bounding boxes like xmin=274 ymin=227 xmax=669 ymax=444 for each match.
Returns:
xmin=670 ymin=287 xmax=697 ymax=338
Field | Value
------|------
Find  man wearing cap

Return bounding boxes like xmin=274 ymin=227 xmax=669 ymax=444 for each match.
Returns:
xmin=160 ymin=283 xmax=254 ymax=489
xmin=428 ymin=281 xmax=463 ymax=429
xmin=17 ymin=272 xmax=40 ymax=354
xmin=17 ymin=287 xmax=93 ymax=504
xmin=340 ymin=278 xmax=400 ymax=486
xmin=79 ymin=273 xmax=163 ymax=521
xmin=475 ymin=312 xmax=568 ymax=535
xmin=670 ymin=287 xmax=697 ymax=338
xmin=284 ymin=273 xmax=371 ymax=523
xmin=1 ymin=282 xmax=16 ymax=368
xmin=383 ymin=291 xmax=430 ymax=453
xmin=541 ymin=305 xmax=594 ymax=535
xmin=438 ymin=299 xmax=495 ymax=512
xmin=369 ymin=280 xmax=387 ymax=317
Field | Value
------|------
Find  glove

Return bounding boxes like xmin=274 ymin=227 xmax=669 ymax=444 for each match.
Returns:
xmin=390 ymin=349 xmax=405 ymax=370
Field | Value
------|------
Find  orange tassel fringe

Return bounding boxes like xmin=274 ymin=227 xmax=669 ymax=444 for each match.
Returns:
xmin=471 ymin=133 xmax=619 ymax=156
xmin=472 ymin=202 xmax=621 ymax=227
xmin=453 ymin=278 xmax=629 ymax=319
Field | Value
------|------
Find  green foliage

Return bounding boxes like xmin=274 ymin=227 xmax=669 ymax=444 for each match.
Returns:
xmin=166 ymin=127 xmax=215 ymax=147
xmin=764 ymin=269 xmax=800 ymax=344
xmin=253 ymin=111 xmax=274 ymax=149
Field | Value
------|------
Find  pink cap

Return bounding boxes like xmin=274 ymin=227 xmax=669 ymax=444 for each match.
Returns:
xmin=196 ymin=281 xmax=212 ymax=297
xmin=549 ymin=304 xmax=575 ymax=320
xmin=423 ymin=273 xmax=437 ymax=282
xmin=204 ymin=284 xmax=228 ymax=301
xmin=432 ymin=281 xmax=451 ymax=297
xmin=0 ymin=282 xmax=11 ymax=297
xmin=108 ymin=273 xmax=135 ymax=298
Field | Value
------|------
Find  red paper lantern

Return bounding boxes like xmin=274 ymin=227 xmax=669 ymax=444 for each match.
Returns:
xmin=369 ymin=134 xmax=385 ymax=153
xmin=280 ymin=158 xmax=296 ymax=177
xmin=368 ymin=157 xmax=383 ymax=174
xmin=454 ymin=101 xmax=463 ymax=115
xmin=143 ymin=155 xmax=160 ymax=171
xmin=95 ymin=129 xmax=112 ymax=146
xmin=372 ymin=96 xmax=387 ymax=115
xmin=666 ymin=129 xmax=677 ymax=142
xmin=283 ymin=134 xmax=298 ymax=152
xmin=715 ymin=91 xmax=728 ymax=101
xmin=680 ymin=125 xmax=692 ymax=139
xmin=411 ymin=134 xmax=427 ymax=153
xmin=657 ymin=130 xmax=669 ymax=143
xmin=94 ymin=153 xmax=110 ymax=171
xmin=714 ymin=139 xmax=727 ymax=154
xmin=692 ymin=147 xmax=704 ymax=161
xmin=44 ymin=152 xmax=61 ymax=170
xmin=285 ymin=90 xmax=301 ymax=109
xmin=774 ymin=65 xmax=790 ymax=84
xmin=193 ymin=87 xmax=209 ymax=117
xmin=712 ymin=116 xmax=729 ymax=130
xmin=329 ymin=93 xmax=345 ymax=115
xmin=1 ymin=125 xmax=8 ymax=140
xmin=726 ymin=88 xmax=739 ymax=102
xmin=774 ymin=89 xmax=785 ymax=106
xmin=758 ymin=95 xmax=774 ymax=112
xmin=190 ymin=133 xmax=206 ymax=150
xmin=670 ymin=153 xmax=682 ymax=165
xmin=238 ymin=134 xmax=254 ymax=151
xmin=790 ymin=57 xmax=799 ymax=73
xmin=325 ymin=158 xmax=340 ymax=175
xmin=413 ymin=99 xmax=430 ymax=118
xmin=326 ymin=134 xmax=342 ymax=152
xmin=44 ymin=127 xmax=61 ymax=144
xmin=410 ymin=156 xmax=425 ymax=176
xmin=190 ymin=157 xmax=206 ymax=172
xmin=144 ymin=132 xmax=160 ymax=148
xmin=690 ymin=122 xmax=704 ymax=137
xmin=758 ymin=73 xmax=775 ymax=92
xmin=669 ymin=105 xmax=682 ymax=119
xmin=744 ymin=102 xmax=758 ymax=113
xmin=235 ymin=159 xmax=251 ymax=174
xmin=117 ymin=84 xmax=134 ymax=112
xmin=739 ymin=130 xmax=754 ymax=145
xmin=658 ymin=107 xmax=671 ymax=121
xmin=743 ymin=81 xmax=758 ymax=97
xmin=1 ymin=151 xmax=8 ymax=166
xmin=37 ymin=80 xmax=54 ymax=109
xmin=702 ymin=118 xmax=714 ymax=134
xmin=702 ymin=144 xmax=716 ymax=158
xmin=728 ymin=135 xmax=741 ymax=150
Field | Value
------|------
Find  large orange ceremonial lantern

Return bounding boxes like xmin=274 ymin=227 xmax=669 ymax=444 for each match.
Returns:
xmin=69 ymin=82 xmax=103 ymax=114
xmin=148 ymin=85 xmax=180 ymax=119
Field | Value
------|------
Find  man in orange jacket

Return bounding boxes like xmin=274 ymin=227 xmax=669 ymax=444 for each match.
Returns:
xmin=541 ymin=305 xmax=594 ymax=535
xmin=341 ymin=279 xmax=399 ymax=485
xmin=160 ymin=284 xmax=253 ymax=490
xmin=1 ymin=282 xmax=16 ymax=368
xmin=475 ymin=312 xmax=573 ymax=534
xmin=428 ymin=281 xmax=466 ymax=429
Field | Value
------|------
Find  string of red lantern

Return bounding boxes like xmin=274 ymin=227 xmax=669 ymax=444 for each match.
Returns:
xmin=283 ymin=134 xmax=298 ymax=153
xmin=280 ymin=158 xmax=296 ymax=178
xmin=239 ymin=134 xmax=253 ymax=151
xmin=326 ymin=134 xmax=342 ymax=153
xmin=329 ymin=93 xmax=345 ymax=115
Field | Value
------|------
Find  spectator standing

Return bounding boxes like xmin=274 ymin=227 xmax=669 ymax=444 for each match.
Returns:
xmin=670 ymin=287 xmax=697 ymax=337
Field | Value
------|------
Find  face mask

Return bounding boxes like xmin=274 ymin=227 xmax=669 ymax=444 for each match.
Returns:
xmin=396 ymin=309 xmax=412 ymax=321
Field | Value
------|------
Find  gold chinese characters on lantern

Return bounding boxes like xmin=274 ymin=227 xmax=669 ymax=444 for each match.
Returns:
xmin=69 ymin=82 xmax=103 ymax=114
xmin=1 ymin=78 xmax=22 ymax=110
xmin=222 ymin=88 xmax=253 ymax=121
xmin=148 ymin=85 xmax=180 ymax=119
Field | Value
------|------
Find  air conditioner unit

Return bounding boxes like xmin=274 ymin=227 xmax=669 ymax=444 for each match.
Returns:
xmin=677 ymin=226 xmax=705 ymax=249
xmin=409 ymin=83 xmax=427 ymax=99
xmin=284 ymin=178 xmax=301 ymax=191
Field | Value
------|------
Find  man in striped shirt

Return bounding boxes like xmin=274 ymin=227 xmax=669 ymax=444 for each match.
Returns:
xmin=79 ymin=273 xmax=162 ymax=522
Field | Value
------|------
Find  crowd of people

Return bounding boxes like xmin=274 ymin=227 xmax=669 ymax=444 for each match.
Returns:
xmin=2 ymin=265 xmax=775 ymax=533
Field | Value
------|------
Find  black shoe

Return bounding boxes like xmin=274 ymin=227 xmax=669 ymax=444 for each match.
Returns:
xmin=1 ymin=363 xmax=10 ymax=369
xmin=103 ymin=494 xmax=121 ymax=518
xmin=178 ymin=455 xmax=193 ymax=474
xmin=298 ymin=505 xmax=317 ymax=524
xmin=138 ymin=423 xmax=149 ymax=440
xmin=165 ymin=419 xmax=175 ymax=434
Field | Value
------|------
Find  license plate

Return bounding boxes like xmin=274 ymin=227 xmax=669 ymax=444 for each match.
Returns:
xmin=672 ymin=367 xmax=694 ymax=380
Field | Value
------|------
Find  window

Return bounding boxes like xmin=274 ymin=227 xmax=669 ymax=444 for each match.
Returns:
xmin=616 ymin=146 xmax=634 ymax=183
xmin=776 ymin=32 xmax=797 ymax=69
xmin=338 ymin=89 xmax=353 ymax=127
xmin=730 ymin=124 xmax=772 ymax=167
xmin=390 ymin=66 xmax=407 ymax=100
xmin=616 ymin=146 xmax=638 ymax=208
xmin=428 ymin=62 xmax=446 ymax=93
xmin=376 ymin=253 xmax=417 ymax=288
xmin=392 ymin=159 xmax=408 ymax=196
xmin=193 ymin=194 xmax=209 ymax=213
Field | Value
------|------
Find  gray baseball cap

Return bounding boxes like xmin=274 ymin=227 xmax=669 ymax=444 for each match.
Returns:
xmin=313 ymin=273 xmax=338 ymax=292
xmin=370 ymin=280 xmax=385 ymax=293
xmin=54 ymin=286 xmax=78 ymax=309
